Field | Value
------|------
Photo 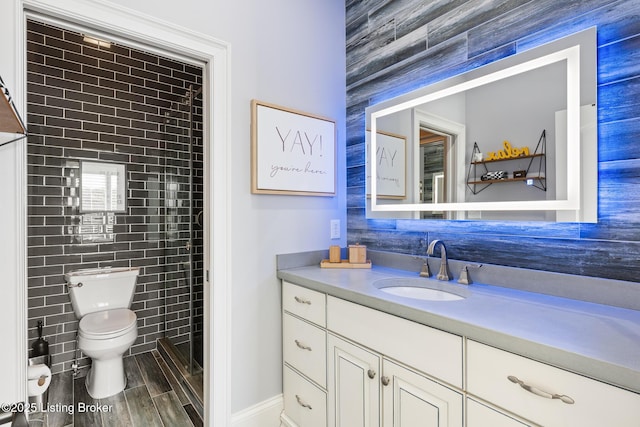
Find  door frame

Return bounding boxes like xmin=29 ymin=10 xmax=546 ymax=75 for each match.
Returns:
xmin=15 ymin=1 xmax=232 ymax=425
xmin=413 ymin=110 xmax=466 ymax=220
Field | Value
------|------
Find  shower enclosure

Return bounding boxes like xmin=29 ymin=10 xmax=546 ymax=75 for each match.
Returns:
xmin=159 ymin=83 xmax=204 ymax=402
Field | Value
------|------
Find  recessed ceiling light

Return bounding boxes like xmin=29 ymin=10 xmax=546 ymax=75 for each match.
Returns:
xmin=83 ymin=36 xmax=112 ymax=49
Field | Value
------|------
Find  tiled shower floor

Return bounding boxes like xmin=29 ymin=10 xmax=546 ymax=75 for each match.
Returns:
xmin=29 ymin=351 xmax=203 ymax=427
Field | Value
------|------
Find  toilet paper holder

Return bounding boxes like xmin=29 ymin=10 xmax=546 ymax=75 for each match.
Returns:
xmin=28 ymin=354 xmax=51 ymax=412
xmin=27 ymin=354 xmax=50 ymax=372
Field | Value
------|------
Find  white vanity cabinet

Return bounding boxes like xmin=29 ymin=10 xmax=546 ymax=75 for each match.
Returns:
xmin=281 ymin=279 xmax=640 ymax=427
xmin=326 ymin=295 xmax=463 ymax=388
xmin=466 ymin=340 xmax=640 ymax=427
xmin=282 ymin=280 xmax=463 ymax=427
xmin=281 ymin=282 xmax=327 ymax=427
xmin=327 ymin=295 xmax=463 ymax=427
xmin=327 ymin=332 xmax=463 ymax=427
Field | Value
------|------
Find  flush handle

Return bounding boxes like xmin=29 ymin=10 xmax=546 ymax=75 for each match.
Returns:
xmin=67 ymin=282 xmax=83 ymax=288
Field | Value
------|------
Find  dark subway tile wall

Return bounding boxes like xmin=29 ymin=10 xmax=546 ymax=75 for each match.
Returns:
xmin=346 ymin=0 xmax=640 ymax=282
xmin=26 ymin=19 xmax=204 ymax=374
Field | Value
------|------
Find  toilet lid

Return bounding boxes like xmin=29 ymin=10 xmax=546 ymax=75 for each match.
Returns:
xmin=79 ymin=308 xmax=137 ymax=338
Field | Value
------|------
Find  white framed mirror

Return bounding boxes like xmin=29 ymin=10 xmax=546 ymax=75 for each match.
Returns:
xmin=366 ymin=28 xmax=597 ymax=222
xmin=80 ymin=160 xmax=127 ymax=213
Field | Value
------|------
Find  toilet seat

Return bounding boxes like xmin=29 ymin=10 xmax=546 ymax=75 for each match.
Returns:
xmin=79 ymin=308 xmax=137 ymax=340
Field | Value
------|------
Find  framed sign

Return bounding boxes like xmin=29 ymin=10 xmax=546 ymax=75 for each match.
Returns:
xmin=251 ymin=100 xmax=336 ymax=196
xmin=366 ymin=130 xmax=406 ymax=199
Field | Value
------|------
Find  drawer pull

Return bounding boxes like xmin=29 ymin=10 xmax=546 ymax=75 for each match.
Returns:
xmin=381 ymin=376 xmax=390 ymax=386
xmin=294 ymin=296 xmax=312 ymax=305
xmin=295 ymin=394 xmax=312 ymax=410
xmin=507 ymin=375 xmax=575 ymax=404
xmin=294 ymin=340 xmax=312 ymax=351
xmin=368 ymin=369 xmax=376 ymax=379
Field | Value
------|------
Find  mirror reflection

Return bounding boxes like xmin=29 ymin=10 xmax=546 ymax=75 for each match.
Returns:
xmin=366 ymin=28 xmax=597 ymax=222
xmin=419 ymin=128 xmax=446 ymax=218
xmin=80 ymin=161 xmax=127 ymax=213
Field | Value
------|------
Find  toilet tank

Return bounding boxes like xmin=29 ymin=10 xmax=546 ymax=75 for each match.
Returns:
xmin=64 ymin=267 xmax=140 ymax=318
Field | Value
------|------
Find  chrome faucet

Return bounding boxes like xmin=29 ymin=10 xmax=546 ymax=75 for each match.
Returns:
xmin=426 ymin=239 xmax=451 ymax=281
xmin=458 ymin=263 xmax=482 ymax=285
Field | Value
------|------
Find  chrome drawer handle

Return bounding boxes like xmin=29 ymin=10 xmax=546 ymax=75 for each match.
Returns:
xmin=368 ymin=369 xmax=376 ymax=379
xmin=294 ymin=296 xmax=311 ymax=305
xmin=294 ymin=340 xmax=312 ymax=351
xmin=295 ymin=394 xmax=312 ymax=410
xmin=381 ymin=376 xmax=390 ymax=386
xmin=507 ymin=375 xmax=575 ymax=404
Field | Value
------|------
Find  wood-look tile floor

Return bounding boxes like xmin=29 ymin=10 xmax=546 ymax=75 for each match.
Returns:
xmin=29 ymin=350 xmax=203 ymax=427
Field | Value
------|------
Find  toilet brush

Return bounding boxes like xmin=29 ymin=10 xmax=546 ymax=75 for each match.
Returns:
xmin=31 ymin=320 xmax=49 ymax=357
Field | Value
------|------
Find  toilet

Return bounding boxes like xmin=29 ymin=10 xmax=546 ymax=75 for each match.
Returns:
xmin=65 ymin=266 xmax=140 ymax=399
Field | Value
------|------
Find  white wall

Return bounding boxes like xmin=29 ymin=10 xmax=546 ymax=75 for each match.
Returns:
xmin=0 ymin=0 xmax=27 ymax=405
xmin=1 ymin=0 xmax=346 ymax=415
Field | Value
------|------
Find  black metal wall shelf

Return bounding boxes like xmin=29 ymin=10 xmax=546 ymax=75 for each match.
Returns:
xmin=466 ymin=130 xmax=547 ymax=194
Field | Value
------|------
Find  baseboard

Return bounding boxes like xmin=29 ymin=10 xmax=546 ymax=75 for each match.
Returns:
xmin=231 ymin=394 xmax=284 ymax=427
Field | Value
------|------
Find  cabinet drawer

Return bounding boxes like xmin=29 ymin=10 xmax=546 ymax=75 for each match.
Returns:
xmin=327 ymin=296 xmax=463 ymax=388
xmin=467 ymin=340 xmax=640 ymax=427
xmin=283 ymin=281 xmax=326 ymax=326
xmin=283 ymin=313 xmax=326 ymax=388
xmin=283 ymin=365 xmax=327 ymax=427
xmin=467 ymin=398 xmax=534 ymax=427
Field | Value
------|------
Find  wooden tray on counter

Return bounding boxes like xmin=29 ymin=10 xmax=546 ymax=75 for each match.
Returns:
xmin=320 ymin=259 xmax=372 ymax=269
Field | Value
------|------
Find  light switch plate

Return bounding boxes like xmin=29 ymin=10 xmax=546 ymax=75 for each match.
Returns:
xmin=330 ymin=219 xmax=340 ymax=239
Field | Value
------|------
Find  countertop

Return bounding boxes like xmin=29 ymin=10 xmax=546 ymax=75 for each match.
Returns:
xmin=277 ymin=262 xmax=640 ymax=394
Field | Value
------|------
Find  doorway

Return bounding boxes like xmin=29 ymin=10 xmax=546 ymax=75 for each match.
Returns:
xmin=419 ymin=128 xmax=448 ymax=219
xmin=18 ymin=2 xmax=231 ymax=425
xmin=25 ymin=16 xmax=206 ymax=420
xmin=414 ymin=110 xmax=467 ymax=220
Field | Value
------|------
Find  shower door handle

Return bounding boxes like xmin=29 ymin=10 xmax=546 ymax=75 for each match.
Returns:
xmin=185 ymin=241 xmax=191 ymax=251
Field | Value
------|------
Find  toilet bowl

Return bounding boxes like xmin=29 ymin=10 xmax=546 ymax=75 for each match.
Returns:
xmin=78 ymin=308 xmax=138 ymax=398
xmin=65 ymin=267 xmax=140 ymax=399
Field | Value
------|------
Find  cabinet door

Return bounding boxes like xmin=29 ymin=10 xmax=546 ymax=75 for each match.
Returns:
xmin=467 ymin=398 xmax=535 ymax=427
xmin=328 ymin=333 xmax=381 ymax=427
xmin=381 ymin=359 xmax=463 ymax=427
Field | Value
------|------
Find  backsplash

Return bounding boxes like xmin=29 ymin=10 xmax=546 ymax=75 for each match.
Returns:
xmin=346 ymin=0 xmax=640 ymax=283
xmin=26 ymin=20 xmax=204 ymax=374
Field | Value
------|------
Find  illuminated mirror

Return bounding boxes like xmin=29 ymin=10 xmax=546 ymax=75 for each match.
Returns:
xmin=366 ymin=28 xmax=597 ymax=222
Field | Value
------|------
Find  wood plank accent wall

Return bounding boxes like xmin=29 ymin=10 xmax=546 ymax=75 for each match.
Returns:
xmin=346 ymin=0 xmax=640 ymax=282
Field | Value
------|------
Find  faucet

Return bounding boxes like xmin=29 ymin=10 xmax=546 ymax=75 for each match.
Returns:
xmin=458 ymin=263 xmax=482 ymax=285
xmin=426 ymin=239 xmax=451 ymax=281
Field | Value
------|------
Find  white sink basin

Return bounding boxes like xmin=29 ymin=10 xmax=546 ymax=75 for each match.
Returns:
xmin=374 ymin=278 xmax=467 ymax=301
